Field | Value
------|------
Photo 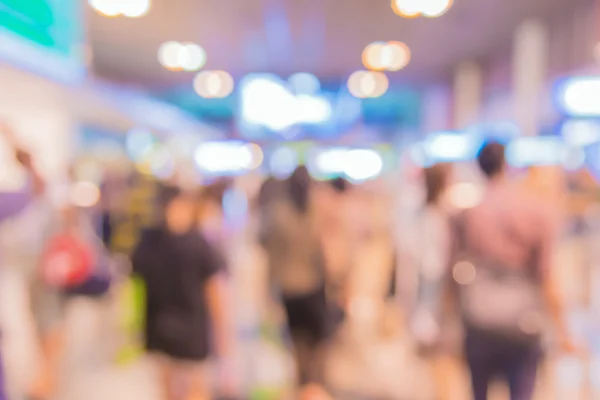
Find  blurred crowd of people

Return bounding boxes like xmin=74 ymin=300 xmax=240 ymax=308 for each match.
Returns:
xmin=0 ymin=121 xmax=579 ymax=400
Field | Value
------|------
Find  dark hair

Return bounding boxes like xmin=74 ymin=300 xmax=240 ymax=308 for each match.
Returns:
xmin=329 ymin=177 xmax=350 ymax=193
xmin=257 ymin=177 xmax=280 ymax=211
xmin=477 ymin=141 xmax=506 ymax=178
xmin=287 ymin=166 xmax=311 ymax=213
xmin=157 ymin=185 xmax=199 ymax=227
xmin=424 ymin=164 xmax=450 ymax=204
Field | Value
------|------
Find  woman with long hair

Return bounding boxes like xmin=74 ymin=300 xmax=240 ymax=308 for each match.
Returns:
xmin=260 ymin=167 xmax=330 ymax=399
xmin=406 ymin=164 xmax=465 ymax=400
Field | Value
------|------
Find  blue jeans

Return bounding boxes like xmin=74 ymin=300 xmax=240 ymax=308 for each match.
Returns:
xmin=465 ymin=329 xmax=542 ymax=400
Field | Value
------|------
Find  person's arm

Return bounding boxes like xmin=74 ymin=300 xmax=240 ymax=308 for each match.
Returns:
xmin=205 ymin=273 xmax=233 ymax=358
xmin=538 ymin=207 xmax=574 ymax=352
xmin=0 ymin=123 xmax=45 ymax=221
xmin=201 ymin=241 xmax=233 ymax=359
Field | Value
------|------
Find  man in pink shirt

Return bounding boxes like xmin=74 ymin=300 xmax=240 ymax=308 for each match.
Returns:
xmin=0 ymin=123 xmax=45 ymax=400
xmin=458 ymin=142 xmax=572 ymax=400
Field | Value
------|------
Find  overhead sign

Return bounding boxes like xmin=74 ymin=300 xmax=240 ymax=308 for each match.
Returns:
xmin=0 ymin=0 xmax=85 ymax=81
xmin=555 ymin=76 xmax=600 ymax=117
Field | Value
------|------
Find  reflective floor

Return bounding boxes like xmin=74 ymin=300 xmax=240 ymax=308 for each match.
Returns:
xmin=0 ymin=259 xmax=598 ymax=400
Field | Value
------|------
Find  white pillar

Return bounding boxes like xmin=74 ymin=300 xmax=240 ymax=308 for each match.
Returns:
xmin=453 ymin=61 xmax=483 ymax=129
xmin=513 ymin=20 xmax=549 ymax=136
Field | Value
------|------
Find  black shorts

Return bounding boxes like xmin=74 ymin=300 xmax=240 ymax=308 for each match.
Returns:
xmin=282 ymin=287 xmax=329 ymax=346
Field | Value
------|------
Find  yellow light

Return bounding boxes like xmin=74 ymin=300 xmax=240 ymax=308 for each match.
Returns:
xmin=159 ymin=41 xmax=206 ymax=72
xmin=391 ymin=0 xmax=421 ymax=18
xmin=362 ymin=41 xmax=411 ymax=72
xmin=348 ymin=70 xmax=370 ymax=98
xmin=194 ymin=71 xmax=234 ymax=98
xmin=370 ymin=72 xmax=389 ymax=98
xmin=362 ymin=42 xmax=386 ymax=71
xmin=247 ymin=143 xmax=264 ymax=169
xmin=158 ymin=41 xmax=183 ymax=71
xmin=347 ymin=71 xmax=389 ymax=98
xmin=386 ymin=41 xmax=411 ymax=71
xmin=421 ymin=0 xmax=453 ymax=18
xmin=89 ymin=0 xmax=151 ymax=18
xmin=391 ymin=0 xmax=452 ymax=18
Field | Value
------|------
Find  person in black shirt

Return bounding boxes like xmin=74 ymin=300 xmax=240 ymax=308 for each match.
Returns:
xmin=132 ymin=187 xmax=232 ymax=400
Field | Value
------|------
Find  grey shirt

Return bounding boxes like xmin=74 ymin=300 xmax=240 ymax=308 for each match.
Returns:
xmin=261 ymin=199 xmax=324 ymax=297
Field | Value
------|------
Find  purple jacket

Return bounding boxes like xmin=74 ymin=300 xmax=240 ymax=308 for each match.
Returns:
xmin=0 ymin=189 xmax=31 ymax=223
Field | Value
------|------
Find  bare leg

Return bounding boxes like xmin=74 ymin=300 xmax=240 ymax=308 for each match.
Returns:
xmin=29 ymin=326 xmax=65 ymax=399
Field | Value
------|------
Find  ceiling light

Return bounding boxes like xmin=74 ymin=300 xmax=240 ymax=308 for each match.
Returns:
xmin=194 ymin=70 xmax=235 ymax=98
xmin=385 ymin=41 xmax=411 ymax=71
xmin=158 ymin=41 xmax=183 ymax=70
xmin=362 ymin=42 xmax=387 ymax=71
xmin=391 ymin=0 xmax=421 ymax=18
xmin=362 ymin=41 xmax=411 ymax=72
xmin=348 ymin=70 xmax=389 ymax=98
xmin=391 ymin=0 xmax=452 ymax=18
xmin=179 ymin=43 xmax=207 ymax=71
xmin=158 ymin=41 xmax=206 ymax=72
xmin=420 ymin=0 xmax=453 ymax=18
xmin=89 ymin=0 xmax=151 ymax=18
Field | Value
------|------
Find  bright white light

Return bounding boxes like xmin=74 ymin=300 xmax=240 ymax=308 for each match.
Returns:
xmin=424 ymin=132 xmax=476 ymax=161
xmin=194 ymin=71 xmax=234 ymax=98
xmin=70 ymin=182 xmax=100 ymax=208
xmin=420 ymin=0 xmax=453 ymax=17
xmin=89 ymin=0 xmax=150 ymax=18
xmin=159 ymin=41 xmax=206 ymax=71
xmin=179 ymin=43 xmax=207 ymax=71
xmin=269 ymin=147 xmax=299 ymax=179
xmin=296 ymin=95 xmax=333 ymax=123
xmin=560 ymin=78 xmax=600 ymax=117
xmin=241 ymin=75 xmax=332 ymax=131
xmin=158 ymin=41 xmax=182 ymax=70
xmin=288 ymin=73 xmax=320 ymax=95
xmin=194 ymin=142 xmax=257 ymax=174
xmin=392 ymin=0 xmax=421 ymax=18
xmin=347 ymin=70 xmax=389 ymax=98
xmin=311 ymin=148 xmax=383 ymax=181
xmin=562 ymin=120 xmax=600 ymax=147
xmin=392 ymin=0 xmax=452 ymax=18
xmin=344 ymin=149 xmax=383 ymax=181
xmin=120 ymin=0 xmax=150 ymax=17
xmin=507 ymin=137 xmax=568 ymax=167
xmin=363 ymin=41 xmax=411 ymax=72
xmin=90 ymin=0 xmax=120 ymax=16
xmin=241 ymin=76 xmax=298 ymax=130
xmin=314 ymin=149 xmax=348 ymax=174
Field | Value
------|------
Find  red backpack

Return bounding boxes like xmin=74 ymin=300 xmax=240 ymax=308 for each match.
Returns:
xmin=41 ymin=233 xmax=95 ymax=288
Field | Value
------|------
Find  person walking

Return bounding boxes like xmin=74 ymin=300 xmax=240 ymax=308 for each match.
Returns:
xmin=0 ymin=122 xmax=45 ymax=400
xmin=404 ymin=163 xmax=465 ymax=400
xmin=452 ymin=141 xmax=574 ymax=400
xmin=132 ymin=187 xmax=232 ymax=400
xmin=260 ymin=167 xmax=330 ymax=399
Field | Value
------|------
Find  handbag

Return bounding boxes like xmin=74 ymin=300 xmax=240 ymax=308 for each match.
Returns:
xmin=452 ymin=213 xmax=546 ymax=344
xmin=41 ymin=231 xmax=112 ymax=297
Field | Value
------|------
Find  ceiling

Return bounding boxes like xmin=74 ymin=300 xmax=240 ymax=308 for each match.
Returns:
xmin=88 ymin=0 xmax=585 ymax=92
